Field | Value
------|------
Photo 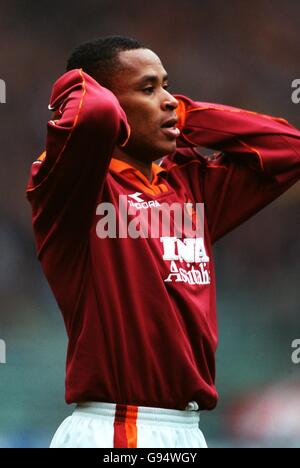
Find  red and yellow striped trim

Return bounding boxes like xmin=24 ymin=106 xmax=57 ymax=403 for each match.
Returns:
xmin=113 ymin=404 xmax=138 ymax=448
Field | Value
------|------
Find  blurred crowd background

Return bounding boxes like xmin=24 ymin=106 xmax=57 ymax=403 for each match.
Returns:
xmin=0 ymin=0 xmax=299 ymax=448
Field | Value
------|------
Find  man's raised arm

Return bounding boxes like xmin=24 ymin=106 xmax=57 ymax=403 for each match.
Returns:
xmin=174 ymin=95 xmax=300 ymax=242
xmin=26 ymin=69 xmax=130 ymax=252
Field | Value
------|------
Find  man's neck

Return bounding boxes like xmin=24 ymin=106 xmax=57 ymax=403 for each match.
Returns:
xmin=113 ymin=147 xmax=153 ymax=182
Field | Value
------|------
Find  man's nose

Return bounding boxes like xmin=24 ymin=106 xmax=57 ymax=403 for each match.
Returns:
xmin=161 ymin=91 xmax=179 ymax=111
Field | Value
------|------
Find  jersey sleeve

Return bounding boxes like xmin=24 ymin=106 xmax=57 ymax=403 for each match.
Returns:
xmin=26 ymin=69 xmax=130 ymax=254
xmin=174 ymin=94 xmax=300 ymax=243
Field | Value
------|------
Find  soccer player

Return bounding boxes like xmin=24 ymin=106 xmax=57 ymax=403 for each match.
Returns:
xmin=26 ymin=36 xmax=300 ymax=448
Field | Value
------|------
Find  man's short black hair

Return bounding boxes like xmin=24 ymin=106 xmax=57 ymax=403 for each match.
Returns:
xmin=66 ymin=35 xmax=146 ymax=88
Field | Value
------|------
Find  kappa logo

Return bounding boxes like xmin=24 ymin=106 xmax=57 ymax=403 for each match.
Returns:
xmin=128 ymin=192 xmax=161 ymax=209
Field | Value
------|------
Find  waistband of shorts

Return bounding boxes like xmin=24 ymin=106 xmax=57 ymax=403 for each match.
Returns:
xmin=74 ymin=402 xmax=200 ymax=427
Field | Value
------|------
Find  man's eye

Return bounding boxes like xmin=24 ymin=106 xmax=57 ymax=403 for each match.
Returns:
xmin=143 ymin=87 xmax=154 ymax=94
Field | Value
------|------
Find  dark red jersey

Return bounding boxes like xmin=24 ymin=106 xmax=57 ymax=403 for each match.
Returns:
xmin=27 ymin=69 xmax=300 ymax=410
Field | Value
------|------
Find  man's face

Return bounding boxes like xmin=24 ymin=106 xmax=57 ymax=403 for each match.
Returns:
xmin=108 ymin=49 xmax=180 ymax=162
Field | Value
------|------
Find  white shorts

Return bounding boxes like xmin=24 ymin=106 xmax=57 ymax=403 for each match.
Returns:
xmin=50 ymin=402 xmax=207 ymax=448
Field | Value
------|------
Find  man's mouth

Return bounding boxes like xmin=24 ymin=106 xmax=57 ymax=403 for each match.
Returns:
xmin=161 ymin=117 xmax=180 ymax=139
